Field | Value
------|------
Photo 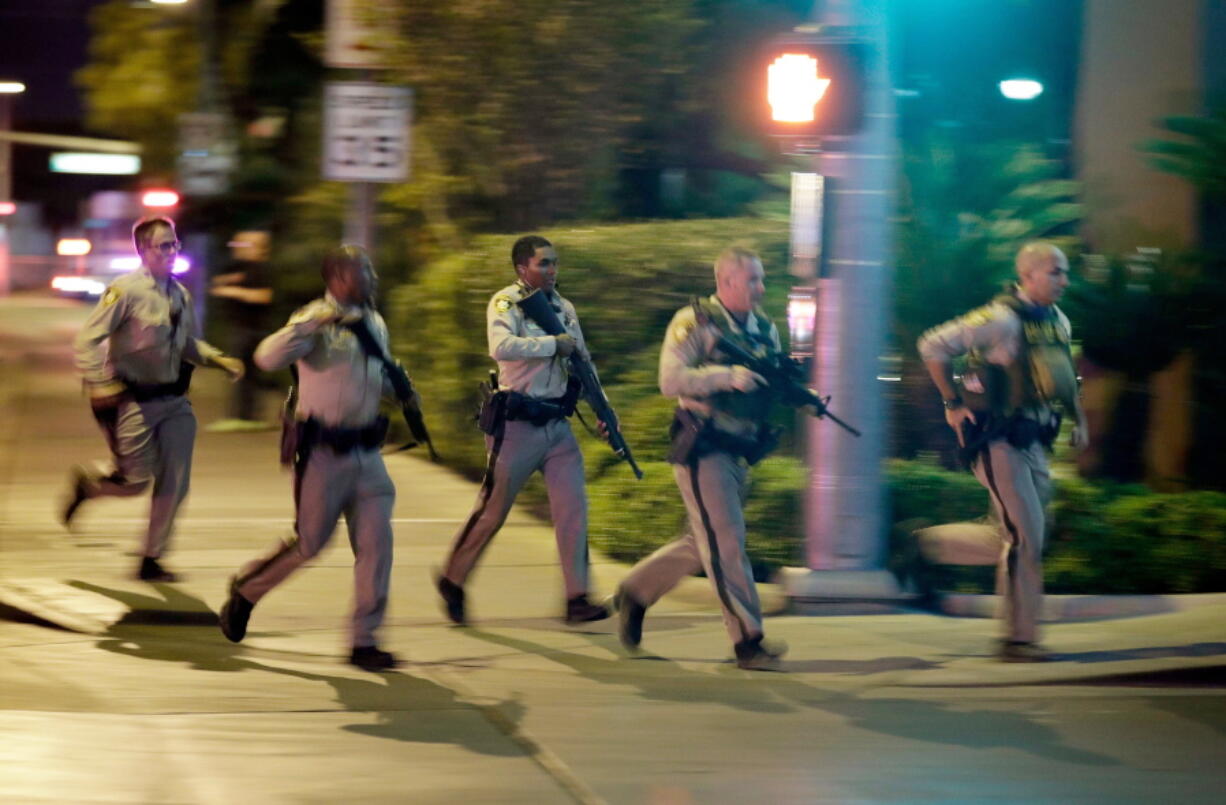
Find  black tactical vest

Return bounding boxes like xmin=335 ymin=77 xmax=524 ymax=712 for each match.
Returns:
xmin=691 ymin=297 xmax=776 ymax=423
xmin=959 ymin=291 xmax=1077 ymax=416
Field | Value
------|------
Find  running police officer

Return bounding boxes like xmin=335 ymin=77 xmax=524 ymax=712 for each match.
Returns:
xmin=916 ymin=241 xmax=1088 ymax=662
xmin=64 ymin=216 xmax=244 ymax=582
xmin=436 ymin=235 xmax=609 ymax=626
xmin=219 ymin=245 xmax=410 ymax=671
xmin=614 ymin=246 xmax=788 ymax=671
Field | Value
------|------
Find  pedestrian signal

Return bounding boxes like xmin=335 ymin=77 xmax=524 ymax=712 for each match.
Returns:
xmin=763 ymin=36 xmax=868 ymax=139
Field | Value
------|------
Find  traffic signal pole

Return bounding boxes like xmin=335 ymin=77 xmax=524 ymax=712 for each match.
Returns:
xmin=780 ymin=0 xmax=902 ymax=609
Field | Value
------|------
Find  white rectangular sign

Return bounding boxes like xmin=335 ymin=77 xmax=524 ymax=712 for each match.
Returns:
xmin=323 ymin=82 xmax=411 ymax=183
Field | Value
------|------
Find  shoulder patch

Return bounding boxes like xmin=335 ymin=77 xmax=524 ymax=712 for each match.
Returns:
xmin=669 ymin=308 xmax=698 ymax=345
xmin=101 ymin=287 xmax=121 ymax=307
xmin=960 ymin=304 xmax=998 ymax=328
xmin=493 ymin=296 xmax=514 ymax=313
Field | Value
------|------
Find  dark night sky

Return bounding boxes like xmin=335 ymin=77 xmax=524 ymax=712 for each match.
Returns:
xmin=1 ymin=1 xmax=119 ymax=225
xmin=0 ymin=0 xmax=107 ymax=130
xmin=1 ymin=0 xmax=1083 ymax=226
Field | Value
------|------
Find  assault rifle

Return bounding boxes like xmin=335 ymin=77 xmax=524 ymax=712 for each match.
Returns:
xmin=518 ymin=289 xmax=644 ymax=479
xmin=344 ymin=319 xmax=439 ymax=461
xmin=707 ymin=325 xmax=861 ymax=438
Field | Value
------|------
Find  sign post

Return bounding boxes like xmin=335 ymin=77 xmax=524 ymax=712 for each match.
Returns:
xmin=322 ymin=82 xmax=411 ymax=248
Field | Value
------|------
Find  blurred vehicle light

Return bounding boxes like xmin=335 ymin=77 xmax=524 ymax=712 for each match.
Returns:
xmin=52 ymin=276 xmax=106 ymax=296
xmin=56 ymin=238 xmax=92 ymax=256
xmin=108 ymin=255 xmax=190 ymax=274
xmin=141 ymin=189 xmax=180 ymax=208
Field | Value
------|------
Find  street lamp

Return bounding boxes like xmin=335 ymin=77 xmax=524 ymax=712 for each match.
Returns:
xmin=999 ymin=78 xmax=1044 ymax=101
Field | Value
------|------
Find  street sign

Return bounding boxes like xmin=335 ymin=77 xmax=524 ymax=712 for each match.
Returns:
xmin=177 ymin=112 xmax=235 ymax=197
xmin=323 ymin=82 xmax=411 ymax=183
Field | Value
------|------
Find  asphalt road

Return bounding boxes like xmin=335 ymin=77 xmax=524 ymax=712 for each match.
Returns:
xmin=1 ymin=291 xmax=1223 ymax=804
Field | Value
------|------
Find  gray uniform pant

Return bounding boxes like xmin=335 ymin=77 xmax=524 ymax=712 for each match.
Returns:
xmin=620 ymin=451 xmax=764 ymax=646
xmin=79 ymin=394 xmax=196 ymax=559
xmin=234 ymin=446 xmax=395 ymax=649
xmin=916 ymin=440 xmax=1050 ymax=643
xmin=444 ymin=418 xmax=589 ymax=598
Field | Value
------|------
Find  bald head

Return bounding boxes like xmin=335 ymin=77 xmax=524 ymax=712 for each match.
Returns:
xmin=1015 ymin=241 xmax=1069 ymax=306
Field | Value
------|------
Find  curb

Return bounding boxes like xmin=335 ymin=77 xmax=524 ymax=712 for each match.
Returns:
xmin=937 ymin=591 xmax=1226 ymax=621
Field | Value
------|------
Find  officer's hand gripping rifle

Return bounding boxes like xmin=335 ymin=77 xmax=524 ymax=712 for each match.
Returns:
xmin=518 ymin=289 xmax=644 ymax=479
xmin=344 ymin=319 xmax=439 ymax=461
xmin=708 ymin=325 xmax=861 ymax=437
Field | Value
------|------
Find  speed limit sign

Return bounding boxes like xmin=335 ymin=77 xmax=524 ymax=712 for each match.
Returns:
xmin=323 ymin=82 xmax=412 ymax=182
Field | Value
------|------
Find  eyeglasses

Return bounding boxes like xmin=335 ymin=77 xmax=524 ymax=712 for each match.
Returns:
xmin=151 ymin=240 xmax=182 ymax=254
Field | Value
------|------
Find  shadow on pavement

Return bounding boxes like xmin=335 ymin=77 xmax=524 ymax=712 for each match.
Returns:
xmin=465 ymin=626 xmax=796 ymax=714
xmin=67 ymin=580 xmax=219 ymax=625
xmin=72 ymin=581 xmax=530 ymax=756
xmin=753 ymin=673 xmax=1123 ymax=768
xmin=1056 ymin=643 xmax=1226 ymax=664
xmin=781 ymin=656 xmax=944 ymax=674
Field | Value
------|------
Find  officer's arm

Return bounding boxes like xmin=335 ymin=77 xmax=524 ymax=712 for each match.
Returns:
xmin=254 ymin=302 xmax=330 ymax=371
xmin=73 ymin=285 xmax=128 ymax=392
xmin=658 ymin=308 xmax=740 ymax=399
xmin=488 ymin=295 xmax=557 ymax=361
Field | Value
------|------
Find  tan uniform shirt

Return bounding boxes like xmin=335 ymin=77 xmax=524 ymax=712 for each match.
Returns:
xmin=74 ymin=267 xmax=223 ymax=388
xmin=660 ymin=294 xmax=781 ymax=438
xmin=917 ymin=290 xmax=1071 ymax=420
xmin=255 ymin=293 xmax=392 ymax=428
xmin=488 ymin=282 xmax=587 ymax=400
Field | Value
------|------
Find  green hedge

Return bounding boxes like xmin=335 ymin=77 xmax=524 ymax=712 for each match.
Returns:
xmin=385 ymin=217 xmax=790 ymax=479
xmin=387 ymin=217 xmax=1226 ymax=594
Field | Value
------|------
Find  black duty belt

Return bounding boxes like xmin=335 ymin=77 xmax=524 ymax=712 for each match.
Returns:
xmin=122 ymin=363 xmax=194 ymax=402
xmin=503 ymin=391 xmax=576 ymax=426
xmin=299 ymin=416 xmax=389 ymax=453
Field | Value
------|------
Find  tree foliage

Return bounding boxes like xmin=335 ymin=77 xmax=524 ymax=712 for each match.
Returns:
xmin=1142 ymin=109 xmax=1226 ymax=199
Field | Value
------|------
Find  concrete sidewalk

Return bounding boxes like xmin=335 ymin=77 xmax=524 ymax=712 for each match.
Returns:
xmin=2 ymin=375 xmax=1223 ymax=690
xmin=2 ymin=295 xmax=1225 ymax=803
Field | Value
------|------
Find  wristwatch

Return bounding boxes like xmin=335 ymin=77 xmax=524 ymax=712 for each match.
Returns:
xmin=942 ymin=396 xmax=964 ymax=410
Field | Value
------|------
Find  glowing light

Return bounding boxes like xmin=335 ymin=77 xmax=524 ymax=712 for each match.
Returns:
xmin=108 ymin=255 xmax=190 ymax=274
xmin=0 ymin=82 xmax=26 ymax=94
xmin=51 ymin=276 xmax=106 ymax=296
xmin=0 ymin=201 xmax=16 ymax=216
xmin=56 ymin=238 xmax=92 ymax=256
xmin=768 ymin=54 xmax=831 ymax=123
xmin=109 ymin=256 xmax=141 ymax=272
xmin=999 ymin=79 xmax=1043 ymax=101
xmin=787 ymin=289 xmax=817 ymax=361
xmin=50 ymin=152 xmax=141 ymax=175
xmin=141 ymin=189 xmax=180 ymax=208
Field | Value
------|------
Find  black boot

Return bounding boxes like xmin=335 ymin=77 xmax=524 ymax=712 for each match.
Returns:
xmin=137 ymin=557 xmax=179 ymax=583
xmin=349 ymin=645 xmax=401 ymax=671
xmin=218 ymin=577 xmax=254 ymax=643
xmin=733 ymin=635 xmax=788 ymax=671
xmin=61 ymin=465 xmax=89 ymax=528
xmin=565 ymin=594 xmax=610 ymax=624
xmin=613 ymin=587 xmax=646 ymax=652
xmin=436 ymin=575 xmax=466 ymax=625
